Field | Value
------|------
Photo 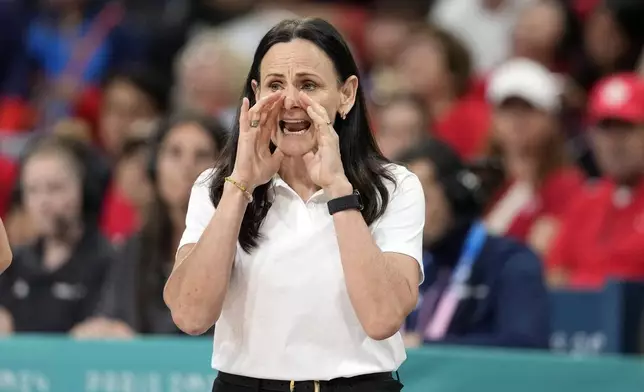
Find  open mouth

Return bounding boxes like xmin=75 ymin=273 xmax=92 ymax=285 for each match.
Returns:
xmin=279 ymin=120 xmax=312 ymax=135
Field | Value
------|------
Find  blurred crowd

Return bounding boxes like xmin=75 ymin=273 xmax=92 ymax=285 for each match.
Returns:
xmin=0 ymin=0 xmax=644 ymax=353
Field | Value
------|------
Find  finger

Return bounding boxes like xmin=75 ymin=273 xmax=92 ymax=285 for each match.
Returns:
xmin=239 ymin=98 xmax=250 ymax=132
xmin=249 ymin=92 xmax=282 ymax=120
xmin=299 ymin=91 xmax=330 ymax=123
xmin=306 ymin=106 xmax=335 ymax=144
xmin=260 ymin=96 xmax=284 ymax=144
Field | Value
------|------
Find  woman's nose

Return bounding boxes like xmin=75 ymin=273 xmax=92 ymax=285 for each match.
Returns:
xmin=283 ymin=86 xmax=300 ymax=110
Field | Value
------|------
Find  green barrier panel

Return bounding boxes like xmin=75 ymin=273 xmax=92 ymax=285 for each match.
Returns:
xmin=0 ymin=336 xmax=642 ymax=392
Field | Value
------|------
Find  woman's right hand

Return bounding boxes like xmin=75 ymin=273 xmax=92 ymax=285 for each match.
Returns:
xmin=231 ymin=92 xmax=285 ymax=190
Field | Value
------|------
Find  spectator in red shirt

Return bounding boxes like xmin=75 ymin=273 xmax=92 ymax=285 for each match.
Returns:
xmin=396 ymin=24 xmax=490 ymax=159
xmin=547 ymin=73 xmax=644 ymax=289
xmin=484 ymin=58 xmax=585 ymax=255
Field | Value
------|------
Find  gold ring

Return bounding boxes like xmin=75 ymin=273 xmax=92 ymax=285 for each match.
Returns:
xmin=250 ymin=120 xmax=260 ymax=128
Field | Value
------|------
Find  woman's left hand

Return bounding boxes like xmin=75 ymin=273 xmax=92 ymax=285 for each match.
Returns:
xmin=299 ymin=92 xmax=353 ymax=198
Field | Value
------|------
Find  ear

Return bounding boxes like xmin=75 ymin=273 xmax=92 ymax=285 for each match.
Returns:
xmin=251 ymin=80 xmax=260 ymax=102
xmin=339 ymin=75 xmax=359 ymax=116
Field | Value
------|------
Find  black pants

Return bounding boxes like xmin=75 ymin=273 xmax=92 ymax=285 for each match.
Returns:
xmin=212 ymin=371 xmax=404 ymax=392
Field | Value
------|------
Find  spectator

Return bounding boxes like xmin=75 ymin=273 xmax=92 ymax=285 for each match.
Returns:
xmin=374 ymin=94 xmax=429 ymax=161
xmin=0 ymin=136 xmax=114 ymax=333
xmin=485 ymin=58 xmax=584 ymax=255
xmin=511 ymin=0 xmax=571 ymax=72
xmin=72 ymin=113 xmax=226 ymax=337
xmin=100 ymin=130 xmax=154 ymax=245
xmin=96 ymin=66 xmax=169 ymax=160
xmin=398 ymin=138 xmax=549 ymax=349
xmin=26 ymin=0 xmax=140 ymax=129
xmin=396 ymin=24 xmax=490 ymax=159
xmin=173 ymin=30 xmax=246 ymax=131
xmin=574 ymin=0 xmax=644 ymax=93
xmin=429 ymin=0 xmax=535 ymax=75
xmin=547 ymin=73 xmax=644 ymax=289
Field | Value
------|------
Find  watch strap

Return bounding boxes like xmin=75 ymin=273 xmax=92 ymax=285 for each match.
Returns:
xmin=327 ymin=190 xmax=363 ymax=215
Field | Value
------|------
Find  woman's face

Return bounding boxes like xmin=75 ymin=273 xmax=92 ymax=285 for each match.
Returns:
xmin=364 ymin=16 xmax=410 ymax=65
xmin=21 ymin=152 xmax=83 ymax=238
xmin=376 ymin=101 xmax=426 ymax=160
xmin=156 ymin=123 xmax=219 ymax=209
xmin=100 ymin=80 xmax=157 ymax=158
xmin=492 ymin=98 xmax=555 ymax=155
xmin=408 ymin=159 xmax=452 ymax=245
xmin=396 ymin=35 xmax=447 ymax=97
xmin=255 ymin=39 xmax=357 ymax=157
xmin=584 ymin=8 xmax=627 ymax=68
xmin=512 ymin=2 xmax=564 ymax=59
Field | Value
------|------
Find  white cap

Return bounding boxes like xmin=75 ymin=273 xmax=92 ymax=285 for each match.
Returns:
xmin=486 ymin=58 xmax=562 ymax=113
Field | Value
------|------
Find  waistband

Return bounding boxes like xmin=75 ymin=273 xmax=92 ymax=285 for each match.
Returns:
xmin=216 ymin=371 xmax=394 ymax=392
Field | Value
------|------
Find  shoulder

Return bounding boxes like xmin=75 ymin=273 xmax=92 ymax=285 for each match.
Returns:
xmin=383 ymin=163 xmax=421 ymax=194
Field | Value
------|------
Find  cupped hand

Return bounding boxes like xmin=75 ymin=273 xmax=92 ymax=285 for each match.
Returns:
xmin=231 ymin=92 xmax=285 ymax=190
xmin=299 ymin=92 xmax=352 ymax=197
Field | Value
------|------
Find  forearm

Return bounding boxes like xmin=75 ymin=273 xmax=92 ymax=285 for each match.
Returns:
xmin=0 ymin=219 xmax=11 ymax=273
xmin=333 ymin=209 xmax=414 ymax=340
xmin=164 ymin=183 xmax=247 ymax=335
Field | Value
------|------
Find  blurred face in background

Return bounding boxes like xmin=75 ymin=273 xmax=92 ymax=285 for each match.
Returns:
xmin=397 ymin=34 xmax=448 ymax=97
xmin=21 ymin=150 xmax=83 ymax=239
xmin=376 ymin=99 xmax=426 ymax=160
xmin=584 ymin=8 xmax=627 ymax=69
xmin=408 ymin=159 xmax=452 ymax=245
xmin=591 ymin=120 xmax=644 ymax=184
xmin=156 ymin=123 xmax=219 ymax=210
xmin=176 ymin=40 xmax=243 ymax=117
xmin=513 ymin=1 xmax=565 ymax=61
xmin=492 ymin=97 xmax=556 ymax=156
xmin=100 ymin=79 xmax=158 ymax=158
xmin=364 ymin=16 xmax=411 ymax=67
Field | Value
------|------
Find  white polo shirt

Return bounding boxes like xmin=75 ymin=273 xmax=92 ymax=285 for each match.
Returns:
xmin=179 ymin=164 xmax=425 ymax=381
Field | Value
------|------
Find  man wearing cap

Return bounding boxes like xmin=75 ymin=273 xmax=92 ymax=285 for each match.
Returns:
xmin=547 ymin=73 xmax=644 ymax=289
xmin=484 ymin=58 xmax=584 ymax=255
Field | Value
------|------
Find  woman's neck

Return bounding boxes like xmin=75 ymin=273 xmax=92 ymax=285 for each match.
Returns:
xmin=42 ymin=224 xmax=83 ymax=272
xmin=279 ymin=157 xmax=320 ymax=200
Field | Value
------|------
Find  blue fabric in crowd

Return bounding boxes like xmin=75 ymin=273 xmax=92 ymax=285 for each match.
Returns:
xmin=408 ymin=222 xmax=550 ymax=349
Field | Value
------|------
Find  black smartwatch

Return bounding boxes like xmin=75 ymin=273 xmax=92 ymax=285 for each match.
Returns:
xmin=327 ymin=190 xmax=363 ymax=215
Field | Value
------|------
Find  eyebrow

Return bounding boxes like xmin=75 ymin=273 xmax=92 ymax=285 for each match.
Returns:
xmin=264 ymin=72 xmax=320 ymax=79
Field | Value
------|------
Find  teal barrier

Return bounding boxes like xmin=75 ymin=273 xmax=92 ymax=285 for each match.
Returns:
xmin=0 ymin=336 xmax=643 ymax=392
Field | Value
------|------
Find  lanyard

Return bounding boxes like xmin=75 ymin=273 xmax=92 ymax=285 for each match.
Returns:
xmin=450 ymin=220 xmax=487 ymax=285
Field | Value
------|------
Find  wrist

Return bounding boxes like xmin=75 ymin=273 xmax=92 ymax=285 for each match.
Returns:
xmin=325 ymin=177 xmax=353 ymax=199
xmin=228 ymin=172 xmax=256 ymax=193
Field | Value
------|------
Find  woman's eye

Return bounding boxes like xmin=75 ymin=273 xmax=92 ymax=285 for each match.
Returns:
xmin=269 ymin=83 xmax=282 ymax=91
xmin=301 ymin=82 xmax=316 ymax=91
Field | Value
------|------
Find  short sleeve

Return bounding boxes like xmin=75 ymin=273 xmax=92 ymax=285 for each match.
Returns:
xmin=371 ymin=165 xmax=426 ymax=284
xmin=178 ymin=169 xmax=216 ymax=250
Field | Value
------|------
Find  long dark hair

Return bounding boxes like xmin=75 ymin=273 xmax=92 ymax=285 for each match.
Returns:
xmin=210 ymin=18 xmax=394 ymax=253
xmin=138 ymin=113 xmax=227 ymax=332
